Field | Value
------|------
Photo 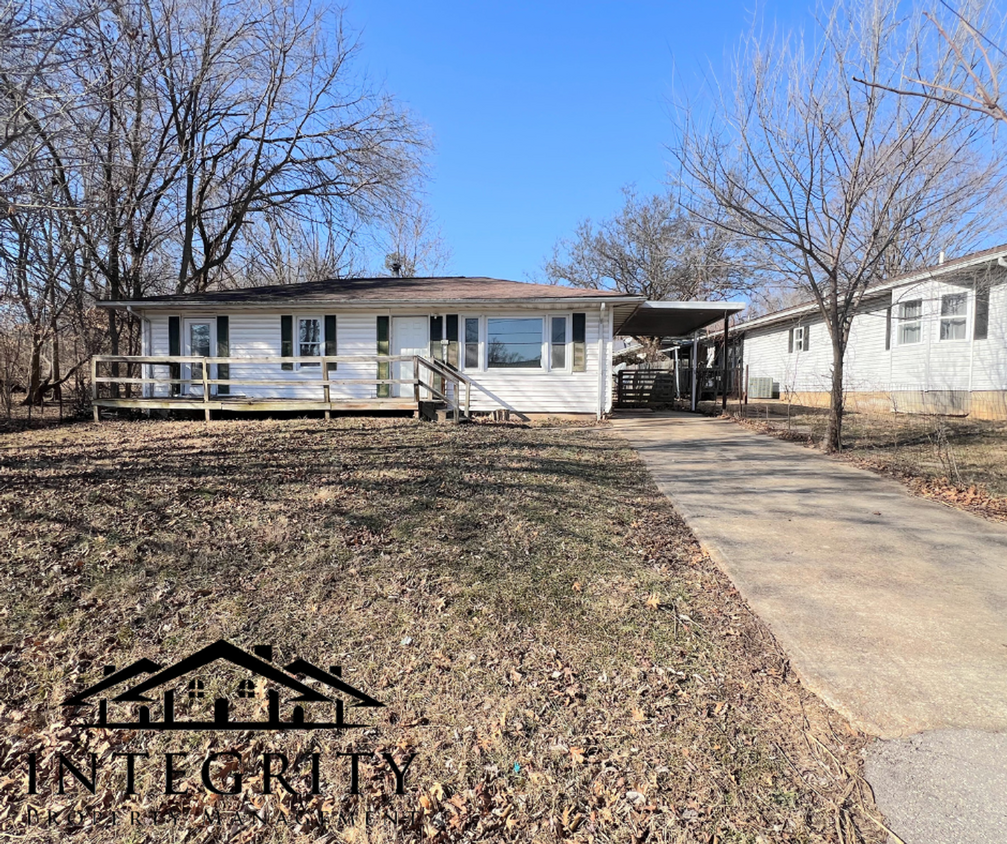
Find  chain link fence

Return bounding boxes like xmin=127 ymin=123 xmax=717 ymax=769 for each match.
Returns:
xmin=712 ymin=388 xmax=1007 ymax=497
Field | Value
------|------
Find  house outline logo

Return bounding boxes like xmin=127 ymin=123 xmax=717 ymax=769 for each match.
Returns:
xmin=62 ymin=639 xmax=383 ymax=732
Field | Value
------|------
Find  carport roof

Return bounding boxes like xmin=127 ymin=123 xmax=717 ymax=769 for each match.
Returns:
xmin=614 ymin=301 xmax=746 ymax=337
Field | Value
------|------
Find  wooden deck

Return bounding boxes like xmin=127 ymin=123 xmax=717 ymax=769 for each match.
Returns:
xmin=91 ymin=354 xmax=474 ymax=421
xmin=93 ymin=396 xmax=421 ymax=412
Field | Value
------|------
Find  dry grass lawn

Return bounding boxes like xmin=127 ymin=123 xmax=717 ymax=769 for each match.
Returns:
xmin=719 ymin=400 xmax=1007 ymax=517
xmin=0 ymin=417 xmax=886 ymax=842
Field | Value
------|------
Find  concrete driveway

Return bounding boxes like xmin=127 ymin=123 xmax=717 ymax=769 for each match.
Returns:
xmin=611 ymin=412 xmax=1007 ymax=843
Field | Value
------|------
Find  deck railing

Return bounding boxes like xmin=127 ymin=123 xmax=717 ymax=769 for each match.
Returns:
xmin=91 ymin=354 xmax=474 ymax=422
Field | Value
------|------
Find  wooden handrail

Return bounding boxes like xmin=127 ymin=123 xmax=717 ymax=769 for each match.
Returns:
xmin=93 ymin=354 xmax=417 ymax=365
xmin=91 ymin=352 xmax=504 ymax=419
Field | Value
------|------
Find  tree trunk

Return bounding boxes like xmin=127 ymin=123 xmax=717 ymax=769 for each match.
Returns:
xmin=825 ymin=335 xmax=844 ymax=453
xmin=50 ymin=282 xmax=62 ymax=408
xmin=23 ymin=328 xmax=46 ymax=407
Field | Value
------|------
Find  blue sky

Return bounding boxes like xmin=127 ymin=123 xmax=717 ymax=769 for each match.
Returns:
xmin=352 ymin=1 xmax=813 ymax=280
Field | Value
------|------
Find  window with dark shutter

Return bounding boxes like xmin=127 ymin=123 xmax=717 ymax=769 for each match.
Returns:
xmin=377 ymin=316 xmax=390 ymax=397
xmin=975 ymin=283 xmax=990 ymax=340
xmin=802 ymin=325 xmax=810 ymax=351
xmin=788 ymin=327 xmax=794 ymax=353
xmin=446 ymin=315 xmax=459 ymax=368
xmin=280 ymin=315 xmax=293 ymax=371
xmin=216 ymin=315 xmax=229 ymax=395
xmin=429 ymin=316 xmax=443 ymax=361
xmin=168 ymin=316 xmax=181 ymax=395
xmin=885 ymin=307 xmax=892 ymax=351
xmin=325 ymin=315 xmax=337 ymax=372
xmin=572 ymin=313 xmax=587 ymax=371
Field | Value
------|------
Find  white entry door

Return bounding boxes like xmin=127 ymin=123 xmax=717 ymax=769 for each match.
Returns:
xmin=391 ymin=317 xmax=428 ymax=398
xmin=183 ymin=319 xmax=213 ymax=395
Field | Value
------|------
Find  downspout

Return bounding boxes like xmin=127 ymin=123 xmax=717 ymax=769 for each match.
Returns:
xmin=597 ymin=303 xmax=608 ymax=420
xmin=673 ymin=346 xmax=679 ymax=399
xmin=690 ymin=337 xmax=698 ymax=412
xmin=126 ymin=306 xmax=152 ymax=398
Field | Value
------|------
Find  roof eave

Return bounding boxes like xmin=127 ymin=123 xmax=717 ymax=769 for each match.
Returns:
xmin=98 ymin=295 xmax=646 ymax=310
xmin=735 ymin=248 xmax=1007 ymax=333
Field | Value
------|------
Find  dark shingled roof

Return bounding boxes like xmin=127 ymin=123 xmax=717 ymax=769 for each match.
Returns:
xmin=102 ymin=276 xmax=641 ymax=307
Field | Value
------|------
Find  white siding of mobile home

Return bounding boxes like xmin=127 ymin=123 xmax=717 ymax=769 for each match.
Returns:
xmin=741 ymin=274 xmax=1007 ymax=397
xmin=144 ymin=304 xmax=609 ymax=415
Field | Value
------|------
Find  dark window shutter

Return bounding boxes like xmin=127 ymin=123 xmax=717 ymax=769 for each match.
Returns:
xmin=168 ymin=316 xmax=181 ymax=396
xmin=325 ymin=315 xmax=337 ymax=372
xmin=216 ymin=315 xmax=229 ymax=395
xmin=803 ymin=326 xmax=810 ymax=352
xmin=885 ymin=307 xmax=892 ymax=351
xmin=446 ymin=314 xmax=459 ymax=368
xmin=429 ymin=315 xmax=444 ymax=361
xmin=975 ymin=284 xmax=990 ymax=340
xmin=788 ymin=328 xmax=794 ymax=353
xmin=572 ymin=313 xmax=587 ymax=372
xmin=280 ymin=315 xmax=293 ymax=371
xmin=377 ymin=316 xmax=390 ymax=397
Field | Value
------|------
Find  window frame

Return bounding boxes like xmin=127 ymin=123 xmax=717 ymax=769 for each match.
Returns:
xmin=897 ymin=299 xmax=923 ymax=346
xmin=467 ymin=313 xmax=575 ymax=374
xmin=550 ymin=315 xmax=569 ymax=370
xmin=462 ymin=316 xmax=482 ymax=372
xmin=296 ymin=315 xmax=324 ymax=369
xmin=938 ymin=292 xmax=968 ymax=342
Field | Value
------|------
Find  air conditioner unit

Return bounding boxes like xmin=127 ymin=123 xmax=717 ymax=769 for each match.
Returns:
xmin=748 ymin=377 xmax=775 ymax=399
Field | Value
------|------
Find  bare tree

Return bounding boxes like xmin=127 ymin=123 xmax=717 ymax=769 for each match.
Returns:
xmin=1 ymin=0 xmax=430 ymax=407
xmin=0 ymin=0 xmax=106 ymax=194
xmin=544 ymin=188 xmax=752 ymax=301
xmin=379 ymin=198 xmax=452 ymax=277
xmin=672 ymin=0 xmax=1004 ymax=451
xmin=238 ymin=212 xmax=365 ymax=286
xmin=134 ymin=0 xmax=426 ymax=294
xmin=856 ymin=1 xmax=1007 ymax=125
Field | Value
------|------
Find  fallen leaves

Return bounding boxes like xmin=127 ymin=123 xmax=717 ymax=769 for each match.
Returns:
xmin=0 ymin=418 xmax=885 ymax=843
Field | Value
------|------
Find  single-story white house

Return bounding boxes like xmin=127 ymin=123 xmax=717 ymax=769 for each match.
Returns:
xmin=734 ymin=246 xmax=1007 ymax=419
xmin=94 ymin=276 xmax=743 ymax=420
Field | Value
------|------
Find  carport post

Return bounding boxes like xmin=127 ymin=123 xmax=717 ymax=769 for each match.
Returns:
xmin=722 ymin=310 xmax=730 ymax=411
xmin=690 ymin=339 xmax=698 ymax=412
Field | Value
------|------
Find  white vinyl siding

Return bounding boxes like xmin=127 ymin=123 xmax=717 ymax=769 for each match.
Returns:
xmin=742 ymin=275 xmax=1007 ymax=397
xmin=143 ymin=305 xmax=606 ymax=414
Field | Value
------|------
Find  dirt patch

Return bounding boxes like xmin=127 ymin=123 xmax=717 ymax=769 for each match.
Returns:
xmin=0 ymin=418 xmax=886 ymax=842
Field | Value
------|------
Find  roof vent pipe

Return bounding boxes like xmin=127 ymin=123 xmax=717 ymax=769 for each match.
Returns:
xmin=938 ymin=250 xmax=945 ymax=265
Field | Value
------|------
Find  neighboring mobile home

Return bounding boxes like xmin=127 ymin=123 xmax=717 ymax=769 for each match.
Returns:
xmin=735 ymin=246 xmax=1007 ymax=419
xmin=95 ymin=276 xmax=741 ymax=420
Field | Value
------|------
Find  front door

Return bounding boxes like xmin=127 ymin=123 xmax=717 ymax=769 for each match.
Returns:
xmin=391 ymin=317 xmax=428 ymax=398
xmin=183 ymin=319 xmax=213 ymax=395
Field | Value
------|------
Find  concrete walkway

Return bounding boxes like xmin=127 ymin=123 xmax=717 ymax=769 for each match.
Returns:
xmin=611 ymin=412 xmax=1007 ymax=843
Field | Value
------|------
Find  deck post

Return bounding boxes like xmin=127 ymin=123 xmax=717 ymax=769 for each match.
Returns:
xmin=322 ymin=357 xmax=331 ymax=419
xmin=202 ymin=363 xmax=210 ymax=422
xmin=91 ymin=357 xmax=99 ymax=422
xmin=413 ymin=356 xmax=421 ymax=403
xmin=722 ymin=310 xmax=730 ymax=411
xmin=690 ymin=339 xmax=698 ymax=412
xmin=465 ymin=381 xmax=471 ymax=418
